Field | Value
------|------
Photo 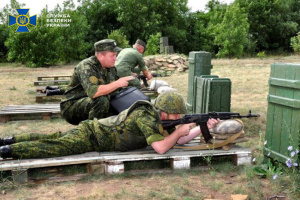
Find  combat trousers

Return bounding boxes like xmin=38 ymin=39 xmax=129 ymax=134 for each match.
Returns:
xmin=61 ymin=95 xmax=116 ymax=125
xmin=10 ymin=129 xmax=95 ymax=159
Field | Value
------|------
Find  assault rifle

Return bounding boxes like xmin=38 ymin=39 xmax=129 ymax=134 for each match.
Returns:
xmin=137 ymin=74 xmax=166 ymax=87
xmin=162 ymin=110 xmax=260 ymax=143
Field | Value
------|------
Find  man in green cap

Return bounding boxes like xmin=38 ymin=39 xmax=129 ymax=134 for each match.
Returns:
xmin=0 ymin=91 xmax=220 ymax=159
xmin=60 ymin=39 xmax=135 ymax=125
xmin=115 ymin=39 xmax=153 ymax=89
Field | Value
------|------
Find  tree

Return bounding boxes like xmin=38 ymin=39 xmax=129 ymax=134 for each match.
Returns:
xmin=0 ymin=0 xmax=25 ymax=61
xmin=77 ymin=0 xmax=120 ymax=56
xmin=236 ymin=0 xmax=300 ymax=52
xmin=116 ymin=0 xmax=189 ymax=53
xmin=214 ymin=3 xmax=249 ymax=58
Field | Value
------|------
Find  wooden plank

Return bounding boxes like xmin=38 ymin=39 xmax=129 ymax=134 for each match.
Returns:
xmin=37 ymin=75 xmax=71 ymax=81
xmin=0 ymin=104 xmax=60 ymax=115
xmin=34 ymin=79 xmax=70 ymax=86
xmin=0 ymin=109 xmax=60 ymax=114
xmin=0 ymin=146 xmax=251 ymax=172
xmin=0 ymin=152 xmax=103 ymax=171
xmin=0 ymin=104 xmax=61 ymax=123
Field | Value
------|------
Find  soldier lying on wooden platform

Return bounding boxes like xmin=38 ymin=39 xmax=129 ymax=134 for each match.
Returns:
xmin=0 ymin=91 xmax=244 ymax=160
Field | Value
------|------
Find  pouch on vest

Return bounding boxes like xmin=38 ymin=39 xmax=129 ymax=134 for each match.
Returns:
xmin=110 ymin=87 xmax=150 ymax=113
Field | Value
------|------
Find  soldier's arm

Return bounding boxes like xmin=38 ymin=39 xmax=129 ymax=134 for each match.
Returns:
xmin=151 ymin=123 xmax=192 ymax=154
xmin=92 ymin=76 xmax=135 ymax=98
xmin=142 ymin=69 xmax=153 ymax=80
xmin=176 ymin=118 xmax=220 ymax=145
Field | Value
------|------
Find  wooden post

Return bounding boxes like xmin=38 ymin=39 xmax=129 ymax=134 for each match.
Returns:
xmin=12 ymin=169 xmax=28 ymax=183
xmin=0 ymin=115 xmax=10 ymax=123
xmin=42 ymin=113 xmax=51 ymax=120
xmin=170 ymin=157 xmax=190 ymax=170
xmin=87 ymin=162 xmax=105 ymax=174
xmin=233 ymin=153 xmax=252 ymax=166
xmin=105 ymin=161 xmax=124 ymax=174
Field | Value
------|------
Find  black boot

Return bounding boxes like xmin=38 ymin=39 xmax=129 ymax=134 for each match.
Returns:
xmin=0 ymin=145 xmax=12 ymax=159
xmin=45 ymin=86 xmax=59 ymax=90
xmin=46 ymin=89 xmax=63 ymax=96
xmin=0 ymin=136 xmax=15 ymax=146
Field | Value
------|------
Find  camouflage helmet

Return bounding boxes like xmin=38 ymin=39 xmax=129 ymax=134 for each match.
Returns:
xmin=154 ymin=91 xmax=187 ymax=114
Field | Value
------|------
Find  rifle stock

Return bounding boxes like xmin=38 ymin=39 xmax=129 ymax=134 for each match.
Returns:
xmin=161 ymin=111 xmax=259 ymax=143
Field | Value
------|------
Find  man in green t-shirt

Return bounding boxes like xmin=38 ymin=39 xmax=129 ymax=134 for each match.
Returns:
xmin=115 ymin=39 xmax=153 ymax=89
xmin=0 ymin=92 xmax=219 ymax=159
xmin=60 ymin=39 xmax=135 ymax=125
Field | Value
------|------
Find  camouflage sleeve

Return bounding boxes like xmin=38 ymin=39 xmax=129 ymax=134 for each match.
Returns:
xmin=135 ymin=109 xmax=165 ymax=145
xmin=76 ymin=62 xmax=103 ymax=98
xmin=134 ymin=51 xmax=147 ymax=72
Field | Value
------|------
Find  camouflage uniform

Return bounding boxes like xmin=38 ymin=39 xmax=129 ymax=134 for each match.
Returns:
xmin=10 ymin=103 xmax=166 ymax=159
xmin=115 ymin=40 xmax=147 ymax=89
xmin=60 ymin=39 xmax=122 ymax=125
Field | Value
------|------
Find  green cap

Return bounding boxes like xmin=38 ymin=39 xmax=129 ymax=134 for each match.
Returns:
xmin=135 ymin=39 xmax=146 ymax=49
xmin=94 ymin=39 xmax=122 ymax=52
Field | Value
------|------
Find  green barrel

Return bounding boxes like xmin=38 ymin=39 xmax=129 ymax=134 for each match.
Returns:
xmin=264 ymin=63 xmax=300 ymax=164
xmin=194 ymin=76 xmax=231 ymax=113
xmin=186 ymin=51 xmax=213 ymax=113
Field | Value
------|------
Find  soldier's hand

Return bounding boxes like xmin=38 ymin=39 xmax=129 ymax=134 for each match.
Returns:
xmin=177 ymin=123 xmax=195 ymax=137
xmin=131 ymin=72 xmax=138 ymax=77
xmin=116 ymin=76 xmax=135 ymax=87
xmin=207 ymin=118 xmax=220 ymax=129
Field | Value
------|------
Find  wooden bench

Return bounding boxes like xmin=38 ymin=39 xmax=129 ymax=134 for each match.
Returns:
xmin=35 ymin=76 xmax=70 ymax=102
xmin=35 ymin=93 xmax=64 ymax=103
xmin=0 ymin=145 xmax=252 ymax=183
xmin=34 ymin=79 xmax=70 ymax=86
xmin=37 ymin=75 xmax=71 ymax=81
xmin=0 ymin=104 xmax=61 ymax=123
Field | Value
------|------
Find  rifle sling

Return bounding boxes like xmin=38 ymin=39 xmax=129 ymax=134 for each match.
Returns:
xmin=173 ymin=129 xmax=243 ymax=150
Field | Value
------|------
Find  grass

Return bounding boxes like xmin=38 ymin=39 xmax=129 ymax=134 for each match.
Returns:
xmin=1 ymin=55 xmax=300 ymax=199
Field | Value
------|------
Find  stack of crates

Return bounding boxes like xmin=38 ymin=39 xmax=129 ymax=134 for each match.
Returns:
xmin=186 ymin=51 xmax=213 ymax=113
xmin=264 ymin=63 xmax=300 ymax=164
xmin=194 ymin=75 xmax=231 ymax=113
xmin=186 ymin=51 xmax=231 ymax=114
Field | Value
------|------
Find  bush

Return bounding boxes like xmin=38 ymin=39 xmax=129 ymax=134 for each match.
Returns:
xmin=257 ymin=51 xmax=265 ymax=59
xmin=291 ymin=32 xmax=300 ymax=53
xmin=108 ymin=30 xmax=129 ymax=48
xmin=144 ymin=32 xmax=162 ymax=56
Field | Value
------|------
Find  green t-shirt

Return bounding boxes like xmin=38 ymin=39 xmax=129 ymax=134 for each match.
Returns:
xmin=115 ymin=48 xmax=147 ymax=77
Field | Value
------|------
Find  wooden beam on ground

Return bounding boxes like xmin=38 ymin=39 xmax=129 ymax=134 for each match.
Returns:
xmin=34 ymin=79 xmax=70 ymax=86
xmin=0 ymin=104 xmax=61 ymax=123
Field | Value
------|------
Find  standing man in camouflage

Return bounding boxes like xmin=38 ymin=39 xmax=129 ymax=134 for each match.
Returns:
xmin=60 ymin=39 xmax=135 ymax=125
xmin=115 ymin=39 xmax=153 ymax=89
xmin=0 ymin=91 xmax=220 ymax=159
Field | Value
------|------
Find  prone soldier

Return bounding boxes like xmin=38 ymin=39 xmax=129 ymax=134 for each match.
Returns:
xmin=0 ymin=91 xmax=220 ymax=159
